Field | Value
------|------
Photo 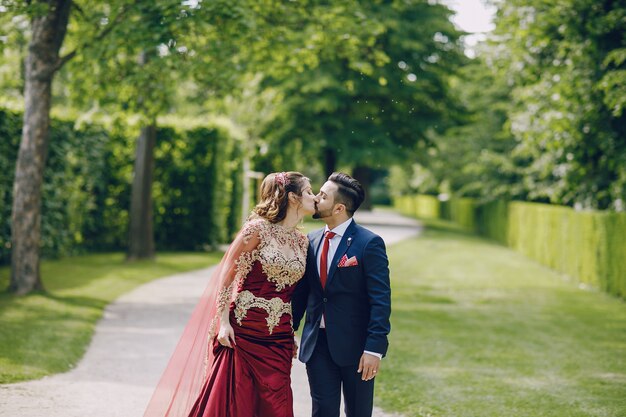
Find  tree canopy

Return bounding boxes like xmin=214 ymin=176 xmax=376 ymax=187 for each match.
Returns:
xmin=397 ymin=0 xmax=626 ymax=211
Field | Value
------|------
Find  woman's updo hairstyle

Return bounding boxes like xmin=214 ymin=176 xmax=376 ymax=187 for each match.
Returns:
xmin=252 ymin=171 xmax=309 ymax=223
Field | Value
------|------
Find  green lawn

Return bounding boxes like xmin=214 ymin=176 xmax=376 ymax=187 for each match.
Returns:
xmin=378 ymin=221 xmax=626 ymax=417
xmin=0 ymin=252 xmax=221 ymax=383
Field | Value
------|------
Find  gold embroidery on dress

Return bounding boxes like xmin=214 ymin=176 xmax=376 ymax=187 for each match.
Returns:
xmin=240 ymin=220 xmax=261 ymax=244
xmin=253 ymin=220 xmax=308 ymax=291
xmin=205 ymin=281 xmax=236 ymax=377
xmin=207 ymin=218 xmax=307 ymax=353
xmin=234 ymin=249 xmax=258 ymax=289
xmin=208 ymin=281 xmax=235 ymax=340
xmin=234 ymin=290 xmax=292 ymax=334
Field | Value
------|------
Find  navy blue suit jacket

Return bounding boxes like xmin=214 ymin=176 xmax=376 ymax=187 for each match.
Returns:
xmin=292 ymin=220 xmax=391 ymax=367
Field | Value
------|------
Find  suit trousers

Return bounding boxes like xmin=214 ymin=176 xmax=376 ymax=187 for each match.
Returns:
xmin=305 ymin=329 xmax=375 ymax=417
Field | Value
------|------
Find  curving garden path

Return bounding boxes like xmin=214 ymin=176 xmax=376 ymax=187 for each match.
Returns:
xmin=0 ymin=209 xmax=421 ymax=417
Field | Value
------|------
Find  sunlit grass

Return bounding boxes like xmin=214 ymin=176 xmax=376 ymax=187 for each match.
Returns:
xmin=0 ymin=252 xmax=221 ymax=383
xmin=377 ymin=222 xmax=626 ymax=417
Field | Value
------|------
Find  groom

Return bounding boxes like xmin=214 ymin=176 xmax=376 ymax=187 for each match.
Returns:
xmin=292 ymin=172 xmax=391 ymax=417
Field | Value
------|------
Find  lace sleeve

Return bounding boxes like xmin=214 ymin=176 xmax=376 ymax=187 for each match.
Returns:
xmin=208 ymin=219 xmax=263 ymax=338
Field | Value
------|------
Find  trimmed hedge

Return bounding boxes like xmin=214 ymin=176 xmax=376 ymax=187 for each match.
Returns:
xmin=415 ymin=195 xmax=440 ymax=219
xmin=442 ymin=198 xmax=477 ymax=231
xmin=476 ymin=199 xmax=508 ymax=245
xmin=1 ymin=109 xmax=117 ymax=263
xmin=395 ymin=194 xmax=626 ymax=299
xmin=0 ymin=108 xmax=240 ymax=264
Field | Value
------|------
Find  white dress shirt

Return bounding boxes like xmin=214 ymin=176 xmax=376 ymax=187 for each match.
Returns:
xmin=316 ymin=217 xmax=353 ymax=279
xmin=316 ymin=218 xmax=382 ymax=359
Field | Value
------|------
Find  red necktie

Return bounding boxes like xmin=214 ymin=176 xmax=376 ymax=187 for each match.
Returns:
xmin=320 ymin=231 xmax=336 ymax=289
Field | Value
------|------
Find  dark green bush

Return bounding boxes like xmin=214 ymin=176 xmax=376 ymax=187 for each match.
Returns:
xmin=1 ymin=108 xmax=239 ymax=264
xmin=153 ymin=126 xmax=230 ymax=250
xmin=476 ymin=200 xmax=508 ymax=245
xmin=0 ymin=109 xmax=21 ymax=264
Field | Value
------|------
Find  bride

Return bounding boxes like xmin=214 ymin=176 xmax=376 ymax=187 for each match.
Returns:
xmin=143 ymin=171 xmax=316 ymax=417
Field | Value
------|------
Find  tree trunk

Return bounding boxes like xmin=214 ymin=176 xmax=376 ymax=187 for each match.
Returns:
xmin=324 ymin=147 xmax=337 ymax=177
xmin=9 ymin=0 xmax=72 ymax=295
xmin=353 ymin=165 xmax=373 ymax=210
xmin=127 ymin=123 xmax=157 ymax=260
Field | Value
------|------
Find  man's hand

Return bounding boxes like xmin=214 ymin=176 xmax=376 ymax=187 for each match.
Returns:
xmin=293 ymin=337 xmax=299 ymax=359
xmin=357 ymin=353 xmax=381 ymax=381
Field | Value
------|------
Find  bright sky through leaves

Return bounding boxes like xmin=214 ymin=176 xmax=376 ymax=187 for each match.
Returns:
xmin=442 ymin=0 xmax=496 ymax=57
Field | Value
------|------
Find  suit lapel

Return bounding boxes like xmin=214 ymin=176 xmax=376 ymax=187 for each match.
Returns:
xmin=326 ymin=220 xmax=357 ymax=288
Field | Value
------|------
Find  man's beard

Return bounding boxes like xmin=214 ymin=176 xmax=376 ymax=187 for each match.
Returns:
xmin=312 ymin=205 xmax=333 ymax=219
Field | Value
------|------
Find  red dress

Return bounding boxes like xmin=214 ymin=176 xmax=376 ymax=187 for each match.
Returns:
xmin=187 ymin=218 xmax=308 ymax=417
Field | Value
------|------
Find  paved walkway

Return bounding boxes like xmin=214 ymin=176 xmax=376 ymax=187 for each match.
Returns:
xmin=0 ymin=209 xmax=421 ymax=417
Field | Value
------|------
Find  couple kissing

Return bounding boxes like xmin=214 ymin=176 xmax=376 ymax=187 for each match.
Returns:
xmin=143 ymin=172 xmax=391 ymax=417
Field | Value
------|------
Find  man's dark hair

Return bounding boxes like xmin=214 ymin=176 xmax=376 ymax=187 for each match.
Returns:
xmin=328 ymin=172 xmax=365 ymax=216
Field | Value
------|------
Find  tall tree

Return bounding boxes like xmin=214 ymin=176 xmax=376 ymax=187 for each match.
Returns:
xmin=491 ymin=0 xmax=626 ymax=209
xmin=65 ymin=0 xmax=380 ymax=258
xmin=4 ymin=0 xmax=164 ymax=292
xmin=407 ymin=55 xmax=522 ymax=201
xmin=9 ymin=1 xmax=72 ymax=294
xmin=127 ymin=122 xmax=156 ymax=259
xmin=406 ymin=0 xmax=626 ymax=210
xmin=262 ymin=0 xmax=466 ymax=201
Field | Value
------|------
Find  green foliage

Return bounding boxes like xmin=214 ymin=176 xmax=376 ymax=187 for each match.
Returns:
xmin=59 ymin=0 xmax=216 ymax=119
xmin=415 ymin=195 xmax=440 ymax=219
xmin=0 ymin=109 xmax=21 ymax=262
xmin=396 ymin=194 xmax=441 ymax=219
xmin=79 ymin=124 xmax=134 ymax=251
xmin=475 ymin=199 xmax=508 ymax=245
xmin=395 ymin=194 xmax=626 ymax=299
xmin=427 ymin=57 xmax=522 ymax=200
xmin=0 ymin=6 xmax=27 ymax=106
xmin=0 ymin=109 xmax=116 ymax=262
xmin=441 ymin=198 xmax=476 ymax=231
xmin=491 ymin=0 xmax=626 ymax=210
xmin=407 ymin=1 xmax=626 ymax=211
xmin=387 ymin=164 xmax=439 ymax=197
xmin=41 ymin=118 xmax=114 ymax=258
xmin=0 ymin=108 xmax=240 ymax=264
xmin=262 ymin=0 xmax=466 ymax=174
xmin=603 ymin=212 xmax=626 ymax=296
xmin=225 ymin=144 xmax=243 ymax=240
xmin=600 ymin=48 xmax=626 ymax=117
xmin=56 ymin=0 xmax=389 ymax=122
xmin=153 ymin=126 xmax=230 ymax=250
xmin=505 ymin=202 xmax=626 ymax=298
xmin=507 ymin=203 xmax=626 ymax=299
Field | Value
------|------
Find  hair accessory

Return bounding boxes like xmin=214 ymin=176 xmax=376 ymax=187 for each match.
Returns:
xmin=275 ymin=172 xmax=290 ymax=186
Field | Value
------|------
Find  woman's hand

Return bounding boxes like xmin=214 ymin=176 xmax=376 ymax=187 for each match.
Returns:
xmin=217 ymin=322 xmax=236 ymax=348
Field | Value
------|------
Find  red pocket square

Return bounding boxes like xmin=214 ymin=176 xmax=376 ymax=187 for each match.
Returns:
xmin=338 ymin=255 xmax=359 ymax=267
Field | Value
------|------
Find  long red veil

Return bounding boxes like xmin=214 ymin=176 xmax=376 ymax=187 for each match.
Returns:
xmin=142 ymin=223 xmax=260 ymax=417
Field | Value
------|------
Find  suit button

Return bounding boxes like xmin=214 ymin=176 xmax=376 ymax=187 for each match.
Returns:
xmin=323 ymin=298 xmax=328 ymax=302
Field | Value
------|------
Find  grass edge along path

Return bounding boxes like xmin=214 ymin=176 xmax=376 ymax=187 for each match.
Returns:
xmin=0 ymin=252 xmax=221 ymax=383
xmin=376 ymin=220 xmax=626 ymax=417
